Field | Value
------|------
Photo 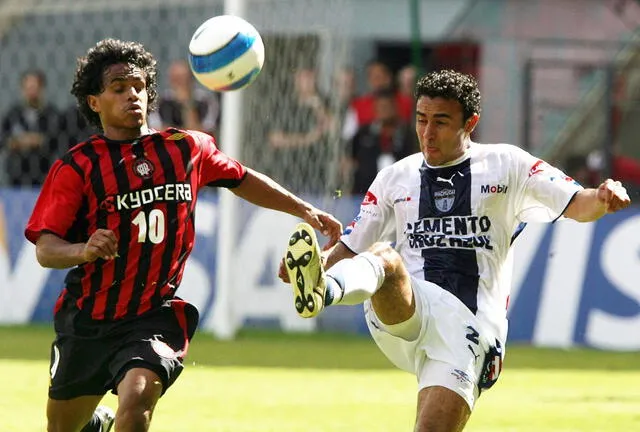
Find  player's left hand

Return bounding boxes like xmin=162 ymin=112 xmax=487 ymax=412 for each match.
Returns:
xmin=301 ymin=207 xmax=342 ymax=250
xmin=278 ymin=250 xmax=328 ymax=284
xmin=596 ymin=179 xmax=631 ymax=213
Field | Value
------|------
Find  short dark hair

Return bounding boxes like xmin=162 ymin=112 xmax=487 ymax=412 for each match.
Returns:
xmin=71 ymin=38 xmax=158 ymax=129
xmin=414 ymin=69 xmax=481 ymax=121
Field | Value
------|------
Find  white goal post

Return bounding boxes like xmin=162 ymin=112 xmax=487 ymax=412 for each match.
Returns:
xmin=206 ymin=0 xmax=353 ymax=339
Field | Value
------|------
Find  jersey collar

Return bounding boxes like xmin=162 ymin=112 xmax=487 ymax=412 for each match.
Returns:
xmin=424 ymin=141 xmax=474 ymax=169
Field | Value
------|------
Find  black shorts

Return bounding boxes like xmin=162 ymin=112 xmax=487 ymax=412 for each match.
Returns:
xmin=48 ymin=296 xmax=199 ymax=400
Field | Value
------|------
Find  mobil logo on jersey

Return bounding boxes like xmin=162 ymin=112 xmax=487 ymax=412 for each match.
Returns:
xmin=481 ymin=184 xmax=508 ymax=194
xmin=434 ymin=188 xmax=455 ymax=212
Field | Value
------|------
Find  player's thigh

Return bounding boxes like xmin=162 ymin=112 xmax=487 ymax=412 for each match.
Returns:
xmin=47 ymin=395 xmax=103 ymax=432
xmin=415 ymin=385 xmax=470 ymax=432
xmin=417 ymin=286 xmax=489 ymax=409
xmin=368 ymin=242 xmax=415 ymax=324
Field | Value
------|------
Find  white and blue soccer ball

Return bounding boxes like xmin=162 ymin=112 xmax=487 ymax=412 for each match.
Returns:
xmin=188 ymin=15 xmax=265 ymax=92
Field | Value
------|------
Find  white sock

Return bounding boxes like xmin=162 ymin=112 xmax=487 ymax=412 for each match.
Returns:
xmin=325 ymin=252 xmax=385 ymax=306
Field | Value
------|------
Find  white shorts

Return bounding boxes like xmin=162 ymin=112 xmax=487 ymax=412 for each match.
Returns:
xmin=364 ymin=277 xmax=500 ymax=409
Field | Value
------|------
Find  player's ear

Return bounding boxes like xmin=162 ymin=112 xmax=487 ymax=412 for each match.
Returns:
xmin=87 ymin=95 xmax=100 ymax=113
xmin=464 ymin=113 xmax=479 ymax=135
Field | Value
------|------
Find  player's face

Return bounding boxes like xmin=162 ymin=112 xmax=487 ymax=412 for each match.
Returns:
xmin=88 ymin=63 xmax=148 ymax=137
xmin=415 ymin=96 xmax=479 ymax=166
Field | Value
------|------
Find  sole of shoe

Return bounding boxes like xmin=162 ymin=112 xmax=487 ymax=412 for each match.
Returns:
xmin=285 ymin=222 xmax=325 ymax=318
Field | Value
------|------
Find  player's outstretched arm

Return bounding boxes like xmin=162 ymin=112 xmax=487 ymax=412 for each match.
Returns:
xmin=563 ymin=179 xmax=631 ymax=222
xmin=36 ymin=230 xmax=118 ymax=269
xmin=230 ymin=168 xmax=343 ymax=247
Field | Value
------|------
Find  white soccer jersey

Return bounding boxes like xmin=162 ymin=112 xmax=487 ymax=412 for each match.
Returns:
xmin=341 ymin=142 xmax=583 ymax=343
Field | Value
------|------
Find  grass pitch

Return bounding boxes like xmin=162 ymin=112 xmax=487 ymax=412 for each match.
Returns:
xmin=1 ymin=325 xmax=639 ymax=431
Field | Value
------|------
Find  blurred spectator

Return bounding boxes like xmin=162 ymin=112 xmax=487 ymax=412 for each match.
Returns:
xmin=350 ymin=60 xmax=413 ymax=128
xmin=333 ymin=66 xmax=359 ymax=142
xmin=347 ymin=89 xmax=417 ymax=195
xmin=397 ymin=64 xmax=417 ymax=101
xmin=0 ymin=70 xmax=61 ymax=186
xmin=268 ymin=66 xmax=332 ymax=194
xmin=563 ymin=154 xmax=597 ymax=188
xmin=611 ymin=153 xmax=640 ymax=187
xmin=587 ymin=146 xmax=640 ymax=194
xmin=148 ymin=59 xmax=220 ymax=135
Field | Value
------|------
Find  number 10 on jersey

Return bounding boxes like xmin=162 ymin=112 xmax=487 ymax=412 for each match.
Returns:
xmin=132 ymin=209 xmax=166 ymax=244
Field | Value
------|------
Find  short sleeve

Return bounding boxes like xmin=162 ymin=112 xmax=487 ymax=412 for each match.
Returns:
xmin=25 ymin=160 xmax=84 ymax=243
xmin=512 ymin=147 xmax=583 ymax=222
xmin=340 ymin=169 xmax=396 ymax=253
xmin=192 ymin=131 xmax=247 ymax=188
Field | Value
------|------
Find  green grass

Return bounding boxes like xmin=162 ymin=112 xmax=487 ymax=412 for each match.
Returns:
xmin=1 ymin=325 xmax=640 ymax=431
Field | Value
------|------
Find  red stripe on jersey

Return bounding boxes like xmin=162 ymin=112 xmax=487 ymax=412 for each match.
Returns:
xmin=135 ymin=203 xmax=171 ymax=316
xmin=90 ymin=140 xmax=124 ymax=320
xmin=140 ymin=133 xmax=193 ymax=312
xmin=158 ymin=135 xmax=196 ymax=300
xmin=113 ymin=143 xmax=147 ymax=319
xmin=68 ymin=143 xmax=101 ymax=312
xmin=136 ymin=137 xmax=171 ymax=316
xmin=75 ymin=142 xmax=100 ymax=236
xmin=54 ymin=288 xmax=68 ymax=315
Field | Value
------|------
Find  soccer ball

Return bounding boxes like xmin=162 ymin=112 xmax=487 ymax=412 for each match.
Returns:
xmin=188 ymin=15 xmax=265 ymax=92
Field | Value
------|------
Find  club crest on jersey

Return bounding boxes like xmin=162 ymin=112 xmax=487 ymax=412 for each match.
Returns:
xmin=434 ymin=188 xmax=455 ymax=212
xmin=133 ymin=157 xmax=155 ymax=179
xmin=167 ymin=132 xmax=187 ymax=141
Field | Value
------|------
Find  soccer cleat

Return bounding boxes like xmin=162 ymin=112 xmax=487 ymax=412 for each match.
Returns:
xmin=94 ymin=405 xmax=115 ymax=432
xmin=285 ymin=222 xmax=326 ymax=318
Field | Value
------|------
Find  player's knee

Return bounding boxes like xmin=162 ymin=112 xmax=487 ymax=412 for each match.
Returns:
xmin=368 ymin=242 xmax=404 ymax=279
xmin=415 ymin=386 xmax=471 ymax=432
xmin=115 ymin=369 xmax=163 ymax=431
xmin=115 ymin=400 xmax=156 ymax=432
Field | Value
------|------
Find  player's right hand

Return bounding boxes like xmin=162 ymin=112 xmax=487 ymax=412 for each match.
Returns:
xmin=278 ymin=257 xmax=289 ymax=283
xmin=83 ymin=229 xmax=118 ymax=262
xmin=278 ymin=251 xmax=328 ymax=284
xmin=301 ymin=208 xmax=343 ymax=250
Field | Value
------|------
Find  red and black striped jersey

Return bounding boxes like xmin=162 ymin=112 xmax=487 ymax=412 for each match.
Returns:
xmin=25 ymin=128 xmax=246 ymax=321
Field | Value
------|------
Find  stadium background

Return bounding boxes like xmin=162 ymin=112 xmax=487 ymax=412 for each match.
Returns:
xmin=0 ymin=1 xmax=639 ymax=430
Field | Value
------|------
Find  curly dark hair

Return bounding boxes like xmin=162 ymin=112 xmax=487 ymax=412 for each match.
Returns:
xmin=71 ymin=38 xmax=158 ymax=130
xmin=414 ymin=69 xmax=481 ymax=121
